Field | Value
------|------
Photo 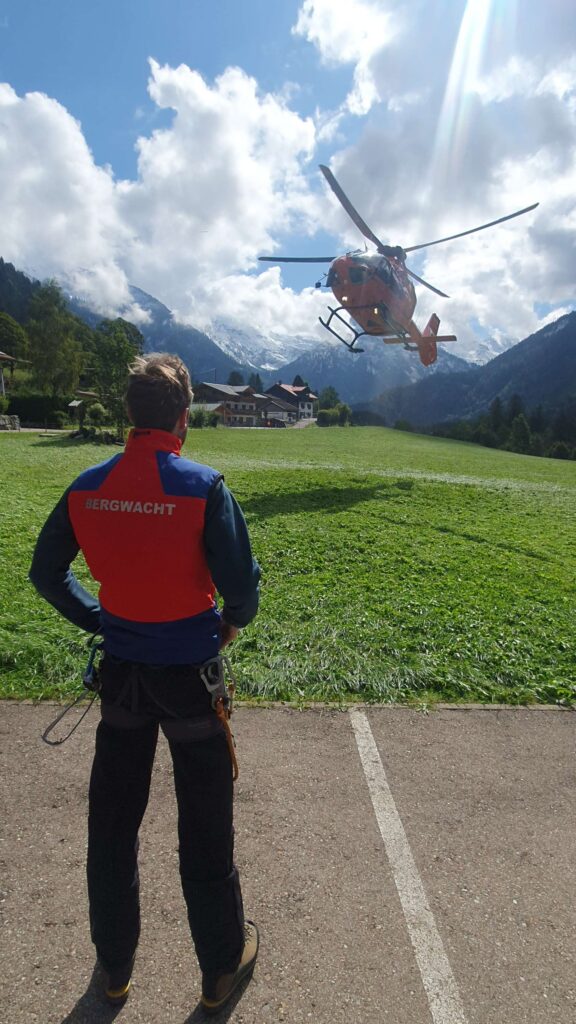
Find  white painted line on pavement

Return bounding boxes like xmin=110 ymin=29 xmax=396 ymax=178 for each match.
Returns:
xmin=350 ymin=709 xmax=468 ymax=1024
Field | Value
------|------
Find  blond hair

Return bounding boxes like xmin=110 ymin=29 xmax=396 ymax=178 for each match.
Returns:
xmin=125 ymin=353 xmax=193 ymax=431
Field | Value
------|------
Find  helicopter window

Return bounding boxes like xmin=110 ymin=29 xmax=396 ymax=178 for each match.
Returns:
xmin=326 ymin=268 xmax=338 ymax=288
xmin=375 ymin=262 xmax=394 ymax=285
xmin=348 ymin=265 xmax=368 ymax=284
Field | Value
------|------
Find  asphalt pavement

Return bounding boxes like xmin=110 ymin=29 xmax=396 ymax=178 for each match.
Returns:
xmin=1 ymin=703 xmax=574 ymax=1024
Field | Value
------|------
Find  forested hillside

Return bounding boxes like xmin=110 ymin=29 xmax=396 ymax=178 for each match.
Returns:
xmin=365 ymin=313 xmax=576 ymax=426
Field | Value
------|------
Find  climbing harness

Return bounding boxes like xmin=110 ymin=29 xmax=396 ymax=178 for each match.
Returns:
xmin=199 ymin=655 xmax=239 ymax=781
xmin=41 ymin=642 xmax=240 ymax=779
xmin=41 ymin=635 xmax=104 ymax=746
xmin=123 ymin=653 xmax=240 ymax=779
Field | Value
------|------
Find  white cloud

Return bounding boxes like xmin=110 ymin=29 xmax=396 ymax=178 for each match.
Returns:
xmin=118 ymin=59 xmax=324 ymax=331
xmin=0 ymin=63 xmax=321 ymax=333
xmin=293 ymin=0 xmax=396 ymax=65
xmin=183 ymin=266 xmax=327 ymax=340
xmin=293 ymin=0 xmax=402 ymax=115
xmin=1 ymin=1 xmax=575 ymax=362
xmin=118 ymin=59 xmax=318 ymax=310
xmin=0 ymin=83 xmax=133 ymax=312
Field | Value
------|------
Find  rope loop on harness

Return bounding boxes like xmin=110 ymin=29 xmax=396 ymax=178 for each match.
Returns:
xmin=41 ymin=690 xmax=99 ymax=746
xmin=41 ymin=634 xmax=104 ymax=746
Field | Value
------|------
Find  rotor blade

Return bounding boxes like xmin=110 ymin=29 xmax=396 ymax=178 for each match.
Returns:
xmin=319 ymin=164 xmax=388 ymax=252
xmin=258 ymin=256 xmax=335 ymax=264
xmin=405 ymin=267 xmax=450 ymax=298
xmin=404 ymin=203 xmax=539 ymax=253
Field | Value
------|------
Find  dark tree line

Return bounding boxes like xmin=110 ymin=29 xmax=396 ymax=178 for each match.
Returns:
xmin=1 ymin=277 xmax=144 ymax=435
xmin=316 ymin=385 xmax=351 ymax=426
xmin=430 ymin=394 xmax=576 ymax=460
xmin=227 ymin=371 xmax=264 ymax=391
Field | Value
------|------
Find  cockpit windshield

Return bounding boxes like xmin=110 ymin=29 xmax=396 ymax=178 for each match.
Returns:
xmin=375 ymin=260 xmax=394 ymax=286
xmin=348 ymin=265 xmax=368 ymax=284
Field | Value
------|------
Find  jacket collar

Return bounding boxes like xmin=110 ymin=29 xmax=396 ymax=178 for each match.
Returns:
xmin=126 ymin=428 xmax=182 ymax=455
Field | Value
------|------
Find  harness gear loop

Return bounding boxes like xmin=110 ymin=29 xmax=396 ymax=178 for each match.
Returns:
xmin=41 ymin=636 xmax=104 ymax=746
xmin=214 ymin=697 xmax=239 ymax=782
xmin=199 ymin=655 xmax=238 ymax=781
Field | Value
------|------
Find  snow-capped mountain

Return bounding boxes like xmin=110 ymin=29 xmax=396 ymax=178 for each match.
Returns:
xmin=266 ymin=338 xmax=471 ymax=405
xmin=463 ymin=333 xmax=518 ymax=365
xmin=207 ymin=319 xmax=321 ymax=371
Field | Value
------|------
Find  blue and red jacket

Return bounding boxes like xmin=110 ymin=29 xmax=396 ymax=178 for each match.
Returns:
xmin=29 ymin=429 xmax=260 ymax=664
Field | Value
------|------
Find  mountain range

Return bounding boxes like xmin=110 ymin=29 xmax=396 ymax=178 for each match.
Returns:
xmin=63 ymin=282 xmax=472 ymax=404
xmin=360 ymin=312 xmax=576 ymax=426
xmin=1 ymin=258 xmax=574 ymax=423
xmin=70 ymin=282 xmax=575 ymax=423
xmin=261 ymin=336 xmax=470 ymax=405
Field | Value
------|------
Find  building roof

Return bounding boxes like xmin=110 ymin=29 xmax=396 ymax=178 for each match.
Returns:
xmin=262 ymin=396 xmax=297 ymax=413
xmin=0 ymin=351 xmax=16 ymax=362
xmin=268 ymin=383 xmax=318 ymax=401
xmin=197 ymin=383 xmax=253 ymax=397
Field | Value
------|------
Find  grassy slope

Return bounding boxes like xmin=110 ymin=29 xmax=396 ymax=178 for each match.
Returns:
xmin=1 ymin=427 xmax=575 ymax=704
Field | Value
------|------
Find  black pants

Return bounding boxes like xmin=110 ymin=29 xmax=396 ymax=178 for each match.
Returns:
xmin=87 ymin=657 xmax=245 ymax=976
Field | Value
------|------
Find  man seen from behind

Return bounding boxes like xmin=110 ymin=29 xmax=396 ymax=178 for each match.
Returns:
xmin=29 ymin=353 xmax=261 ymax=1014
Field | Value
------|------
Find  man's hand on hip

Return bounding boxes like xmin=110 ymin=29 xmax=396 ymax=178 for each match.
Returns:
xmin=219 ymin=622 xmax=239 ymax=649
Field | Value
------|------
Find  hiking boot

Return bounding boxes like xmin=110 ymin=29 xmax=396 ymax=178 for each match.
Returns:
xmin=101 ymin=954 xmax=135 ymax=1005
xmin=201 ymin=922 xmax=259 ymax=1014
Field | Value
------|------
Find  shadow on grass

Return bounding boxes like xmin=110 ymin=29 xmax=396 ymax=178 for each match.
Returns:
xmin=430 ymin=521 xmax=551 ymax=562
xmin=32 ymin=434 xmax=122 ymax=449
xmin=240 ymin=481 xmax=402 ymax=519
xmin=361 ymin=509 xmax=552 ymax=563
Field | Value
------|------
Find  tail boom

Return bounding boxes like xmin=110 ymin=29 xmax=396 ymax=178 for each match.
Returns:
xmin=417 ymin=313 xmax=457 ymax=366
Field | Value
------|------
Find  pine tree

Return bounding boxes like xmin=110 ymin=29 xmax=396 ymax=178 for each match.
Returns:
xmin=508 ymin=413 xmax=532 ymax=454
xmin=248 ymin=372 xmax=263 ymax=392
xmin=318 ymin=386 xmax=340 ymax=409
xmin=27 ymin=283 xmax=84 ymax=397
xmin=506 ymin=393 xmax=524 ymax=425
xmin=489 ymin=396 xmax=504 ymax=433
xmin=93 ymin=319 xmax=144 ymax=438
xmin=0 ymin=312 xmax=28 ymax=360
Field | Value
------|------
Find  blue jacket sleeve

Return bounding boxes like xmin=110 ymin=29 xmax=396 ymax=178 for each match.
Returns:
xmin=204 ymin=478 xmax=260 ymax=628
xmin=29 ymin=489 xmax=102 ymax=633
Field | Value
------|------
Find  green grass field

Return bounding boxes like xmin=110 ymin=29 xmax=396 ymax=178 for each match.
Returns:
xmin=1 ymin=427 xmax=575 ymax=705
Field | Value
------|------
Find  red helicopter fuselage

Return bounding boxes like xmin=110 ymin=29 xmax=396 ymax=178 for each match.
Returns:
xmin=320 ymin=251 xmax=455 ymax=365
xmin=326 ymin=252 xmax=416 ymax=338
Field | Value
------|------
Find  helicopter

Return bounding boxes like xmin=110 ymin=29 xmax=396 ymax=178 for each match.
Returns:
xmin=259 ymin=165 xmax=538 ymax=367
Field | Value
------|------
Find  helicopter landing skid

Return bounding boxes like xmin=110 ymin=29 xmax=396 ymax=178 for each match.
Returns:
xmin=318 ymin=306 xmax=366 ymax=353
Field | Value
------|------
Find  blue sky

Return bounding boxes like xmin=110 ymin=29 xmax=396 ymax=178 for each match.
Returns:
xmin=1 ymin=0 xmax=350 ymax=177
xmin=1 ymin=0 xmax=575 ymax=358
